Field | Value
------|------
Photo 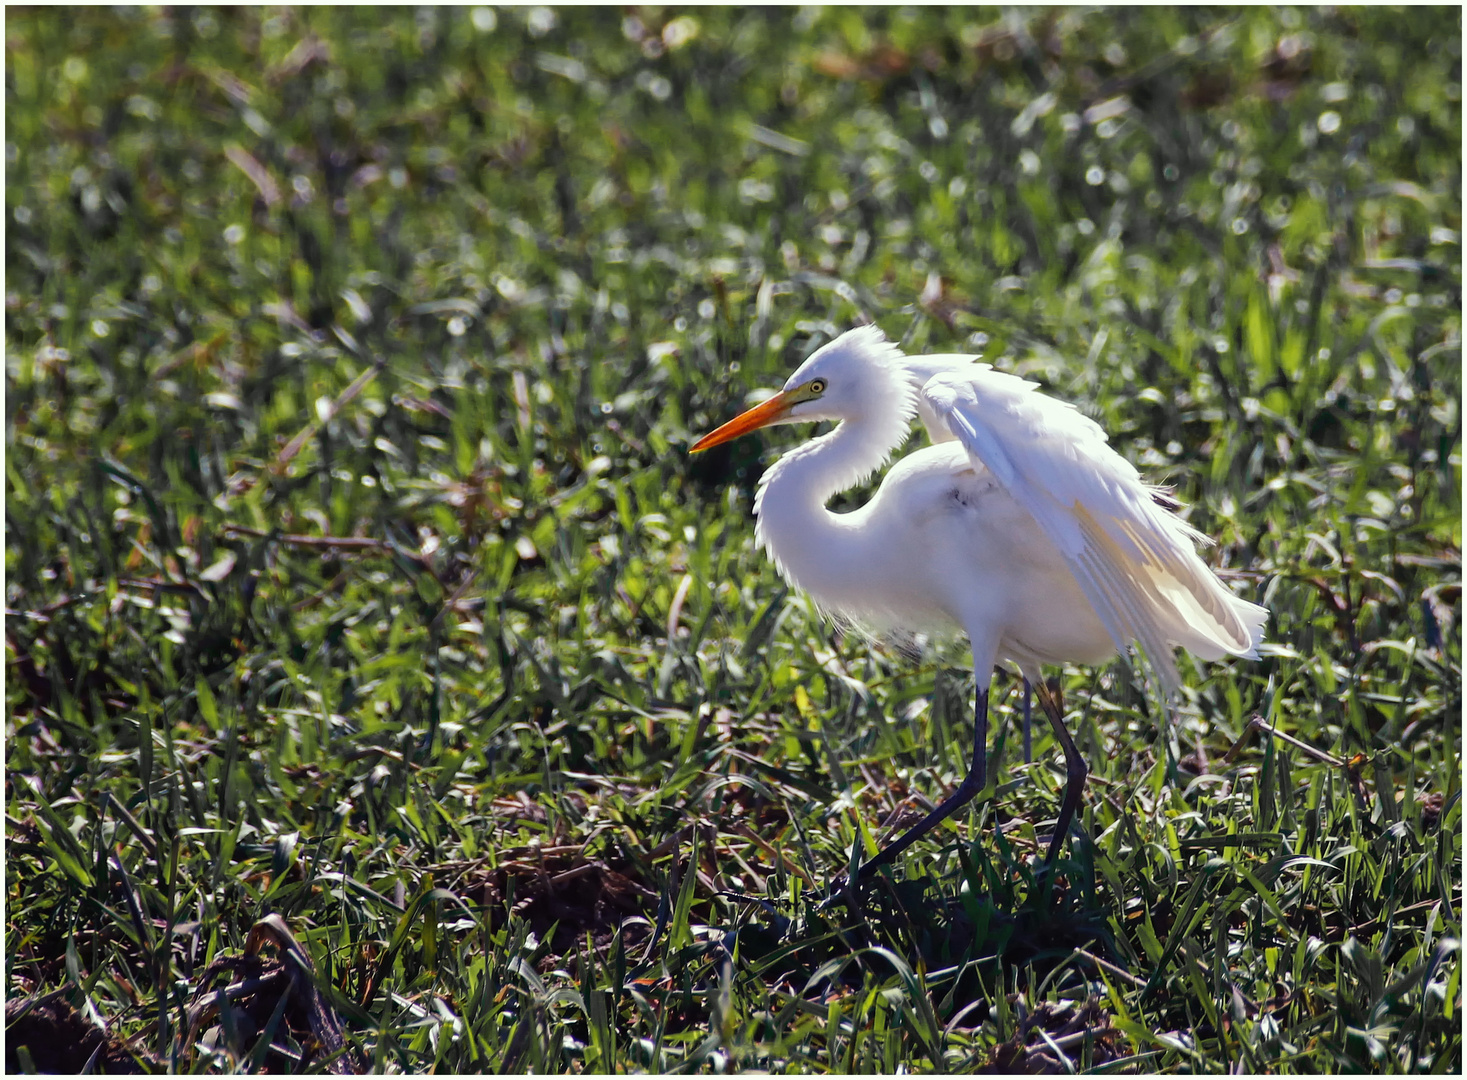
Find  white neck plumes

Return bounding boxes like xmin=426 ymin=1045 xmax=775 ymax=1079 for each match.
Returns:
xmin=750 ymin=333 xmax=917 ymax=613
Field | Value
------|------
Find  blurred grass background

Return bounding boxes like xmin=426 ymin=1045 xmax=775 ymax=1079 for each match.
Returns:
xmin=5 ymin=6 xmax=1461 ymax=1072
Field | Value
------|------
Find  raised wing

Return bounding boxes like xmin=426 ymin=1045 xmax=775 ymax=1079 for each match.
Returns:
xmin=899 ymin=354 xmax=990 ymax=444
xmin=921 ymin=369 xmax=1267 ymax=694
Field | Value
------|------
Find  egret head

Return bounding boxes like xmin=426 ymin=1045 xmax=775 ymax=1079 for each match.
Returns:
xmin=691 ymin=324 xmax=912 ymax=451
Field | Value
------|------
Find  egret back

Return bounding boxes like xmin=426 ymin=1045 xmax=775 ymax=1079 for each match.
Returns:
xmin=921 ymin=368 xmax=1267 ymax=694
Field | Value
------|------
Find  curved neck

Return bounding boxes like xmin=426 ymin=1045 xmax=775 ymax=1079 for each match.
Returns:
xmin=752 ymin=413 xmax=905 ymax=605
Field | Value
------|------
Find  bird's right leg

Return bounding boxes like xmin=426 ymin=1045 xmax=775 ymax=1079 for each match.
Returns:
xmin=1033 ymin=680 xmax=1087 ymax=866
xmin=853 ymin=682 xmax=989 ymax=883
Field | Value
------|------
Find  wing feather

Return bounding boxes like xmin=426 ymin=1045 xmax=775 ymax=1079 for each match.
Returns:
xmin=1075 ymin=507 xmax=1184 ymax=692
xmin=901 ymin=354 xmax=991 ymax=444
xmin=921 ymin=369 xmax=1266 ymax=694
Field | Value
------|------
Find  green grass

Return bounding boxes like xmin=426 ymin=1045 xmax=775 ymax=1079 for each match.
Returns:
xmin=5 ymin=5 xmax=1460 ymax=1073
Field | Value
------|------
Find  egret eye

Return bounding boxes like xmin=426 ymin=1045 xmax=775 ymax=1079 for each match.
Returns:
xmin=808 ymin=378 xmax=826 ymax=394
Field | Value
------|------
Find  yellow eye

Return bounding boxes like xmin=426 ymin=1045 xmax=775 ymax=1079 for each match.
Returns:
xmin=808 ymin=378 xmax=826 ymax=394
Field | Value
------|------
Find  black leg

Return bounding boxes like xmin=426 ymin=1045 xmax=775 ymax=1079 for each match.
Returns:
xmin=1033 ymin=681 xmax=1087 ymax=866
xmin=1022 ymin=678 xmax=1033 ymax=764
xmin=854 ymin=685 xmax=990 ymax=882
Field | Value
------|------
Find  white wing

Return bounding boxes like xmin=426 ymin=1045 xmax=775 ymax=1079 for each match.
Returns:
xmin=921 ymin=369 xmax=1267 ymax=694
xmin=899 ymin=354 xmax=990 ymax=444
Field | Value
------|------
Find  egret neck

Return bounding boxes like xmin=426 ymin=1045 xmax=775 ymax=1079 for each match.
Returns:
xmin=750 ymin=353 xmax=916 ymax=613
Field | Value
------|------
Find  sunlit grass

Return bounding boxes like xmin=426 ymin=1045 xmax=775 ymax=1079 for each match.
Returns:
xmin=6 ymin=6 xmax=1460 ymax=1073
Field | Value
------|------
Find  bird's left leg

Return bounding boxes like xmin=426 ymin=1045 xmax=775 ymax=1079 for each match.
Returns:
xmin=853 ymin=681 xmax=990 ymax=882
xmin=1022 ymin=678 xmax=1033 ymax=764
xmin=1033 ymin=679 xmax=1087 ymax=866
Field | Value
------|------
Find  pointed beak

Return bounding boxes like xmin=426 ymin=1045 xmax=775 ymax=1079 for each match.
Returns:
xmin=689 ymin=389 xmax=796 ymax=452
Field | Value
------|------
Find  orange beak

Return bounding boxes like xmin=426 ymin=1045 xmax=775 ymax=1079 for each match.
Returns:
xmin=689 ymin=390 xmax=796 ymax=452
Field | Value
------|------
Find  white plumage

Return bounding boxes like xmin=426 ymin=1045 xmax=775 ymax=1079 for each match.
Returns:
xmin=692 ymin=324 xmax=1267 ymax=878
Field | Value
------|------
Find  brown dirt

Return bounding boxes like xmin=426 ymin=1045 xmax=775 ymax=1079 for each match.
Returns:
xmin=5 ymin=989 xmax=163 ymax=1074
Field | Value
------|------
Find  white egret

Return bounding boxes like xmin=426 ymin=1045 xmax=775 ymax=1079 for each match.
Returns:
xmin=691 ymin=324 xmax=1267 ymax=880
